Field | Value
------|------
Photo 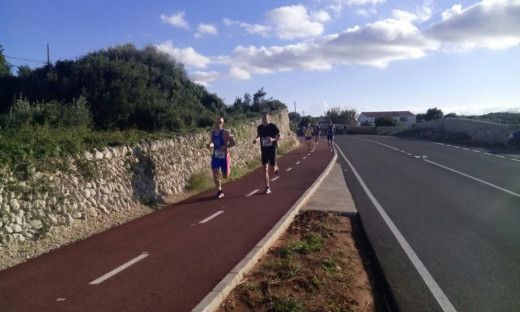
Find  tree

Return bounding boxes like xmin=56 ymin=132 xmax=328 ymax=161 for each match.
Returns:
xmin=252 ymin=88 xmax=267 ymax=112
xmin=17 ymin=65 xmax=32 ymax=77
xmin=425 ymin=107 xmax=444 ymax=121
xmin=0 ymin=44 xmax=11 ymax=77
xmin=375 ymin=117 xmax=397 ymax=127
xmin=325 ymin=107 xmax=358 ymax=125
xmin=0 ymin=45 xmax=11 ymax=77
xmin=0 ymin=44 xmax=226 ymax=131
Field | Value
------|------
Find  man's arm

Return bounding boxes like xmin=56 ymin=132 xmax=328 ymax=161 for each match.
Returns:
xmin=272 ymin=125 xmax=281 ymax=142
xmin=253 ymin=126 xmax=261 ymax=144
xmin=222 ymin=130 xmax=236 ymax=149
xmin=206 ymin=131 xmax=214 ymax=148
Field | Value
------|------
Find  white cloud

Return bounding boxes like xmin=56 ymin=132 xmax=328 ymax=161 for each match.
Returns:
xmin=189 ymin=71 xmax=220 ymax=86
xmin=333 ymin=0 xmax=385 ymax=5
xmin=195 ymin=24 xmax=218 ymax=38
xmin=356 ymin=8 xmax=377 ymax=17
xmin=223 ymin=18 xmax=271 ymax=37
xmin=425 ymin=0 xmax=520 ymax=50
xmin=229 ymin=66 xmax=252 ymax=80
xmin=160 ymin=11 xmax=190 ymax=30
xmin=182 ymin=0 xmax=520 ymax=87
xmin=155 ymin=40 xmax=210 ymax=68
xmin=329 ymin=18 xmax=437 ymax=66
xmin=223 ymin=5 xmax=329 ymax=40
xmin=222 ymin=17 xmax=437 ymax=82
xmin=266 ymin=5 xmax=328 ymax=40
xmin=311 ymin=10 xmax=332 ymax=23
xmin=392 ymin=3 xmax=432 ymax=24
xmin=329 ymin=0 xmax=386 ymax=14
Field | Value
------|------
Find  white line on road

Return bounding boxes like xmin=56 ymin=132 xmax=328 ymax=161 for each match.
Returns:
xmin=89 ymin=252 xmax=150 ymax=285
xmin=199 ymin=211 xmax=224 ymax=224
xmin=359 ymin=138 xmax=400 ymax=151
xmin=286 ymin=168 xmax=292 ymax=172
xmin=424 ymin=159 xmax=520 ymax=198
xmin=271 ymin=176 xmax=280 ymax=182
xmin=296 ymin=161 xmax=301 ymax=165
xmin=337 ymin=147 xmax=457 ymax=312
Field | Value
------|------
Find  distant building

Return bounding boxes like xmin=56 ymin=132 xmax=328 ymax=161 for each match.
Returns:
xmin=357 ymin=111 xmax=416 ymax=127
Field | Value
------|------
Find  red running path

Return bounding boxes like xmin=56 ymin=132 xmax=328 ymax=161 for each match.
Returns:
xmin=0 ymin=139 xmax=333 ymax=312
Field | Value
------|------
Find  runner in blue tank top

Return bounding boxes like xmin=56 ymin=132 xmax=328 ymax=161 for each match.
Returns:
xmin=326 ymin=121 xmax=335 ymax=152
xmin=207 ymin=117 xmax=236 ymax=199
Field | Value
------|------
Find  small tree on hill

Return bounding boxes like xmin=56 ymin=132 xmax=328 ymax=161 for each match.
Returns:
xmin=425 ymin=107 xmax=444 ymax=121
xmin=375 ymin=117 xmax=397 ymax=127
xmin=0 ymin=45 xmax=11 ymax=78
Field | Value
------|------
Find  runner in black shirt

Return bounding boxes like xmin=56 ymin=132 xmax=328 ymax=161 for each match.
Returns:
xmin=253 ymin=112 xmax=281 ymax=194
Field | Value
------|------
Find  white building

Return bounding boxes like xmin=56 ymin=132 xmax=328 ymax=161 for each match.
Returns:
xmin=357 ymin=111 xmax=416 ymax=127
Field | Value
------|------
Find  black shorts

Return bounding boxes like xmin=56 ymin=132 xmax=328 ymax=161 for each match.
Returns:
xmin=261 ymin=148 xmax=276 ymax=166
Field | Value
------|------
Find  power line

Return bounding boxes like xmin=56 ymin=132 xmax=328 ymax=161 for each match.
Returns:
xmin=5 ymin=55 xmax=47 ymax=65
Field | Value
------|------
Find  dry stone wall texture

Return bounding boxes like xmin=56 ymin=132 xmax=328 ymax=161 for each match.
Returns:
xmin=0 ymin=110 xmax=299 ymax=246
xmin=410 ymin=118 xmax=519 ymax=145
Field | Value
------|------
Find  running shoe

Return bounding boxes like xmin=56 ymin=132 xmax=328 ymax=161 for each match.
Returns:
xmin=274 ymin=166 xmax=279 ymax=174
xmin=216 ymin=190 xmax=224 ymax=199
xmin=264 ymin=186 xmax=271 ymax=194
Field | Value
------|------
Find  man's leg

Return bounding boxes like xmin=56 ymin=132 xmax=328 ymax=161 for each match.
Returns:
xmin=271 ymin=151 xmax=278 ymax=175
xmin=263 ymin=163 xmax=270 ymax=187
xmin=212 ymin=168 xmax=221 ymax=190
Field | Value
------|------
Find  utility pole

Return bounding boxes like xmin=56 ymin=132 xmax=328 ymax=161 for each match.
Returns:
xmin=47 ymin=43 xmax=50 ymax=65
xmin=294 ymin=101 xmax=298 ymax=133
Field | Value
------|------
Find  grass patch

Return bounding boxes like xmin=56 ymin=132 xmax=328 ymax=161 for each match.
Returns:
xmin=277 ymin=233 xmax=325 ymax=258
xmin=218 ymin=211 xmax=375 ymax=312
xmin=186 ymin=171 xmax=214 ymax=193
xmin=267 ymin=296 xmax=304 ymax=312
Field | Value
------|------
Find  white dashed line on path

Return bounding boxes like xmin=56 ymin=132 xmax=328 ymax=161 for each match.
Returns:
xmin=199 ymin=211 xmax=224 ymax=224
xmin=89 ymin=252 xmax=150 ymax=285
xmin=246 ymin=189 xmax=259 ymax=197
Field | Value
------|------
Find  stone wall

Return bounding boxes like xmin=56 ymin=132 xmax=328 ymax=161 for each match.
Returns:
xmin=410 ymin=118 xmax=519 ymax=145
xmin=0 ymin=110 xmax=299 ymax=246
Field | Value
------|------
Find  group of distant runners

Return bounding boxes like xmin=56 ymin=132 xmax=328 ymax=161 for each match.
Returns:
xmin=304 ymin=121 xmax=335 ymax=152
xmin=206 ymin=112 xmax=334 ymax=199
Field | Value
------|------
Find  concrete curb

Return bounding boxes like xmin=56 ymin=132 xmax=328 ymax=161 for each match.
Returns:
xmin=192 ymin=150 xmax=338 ymax=312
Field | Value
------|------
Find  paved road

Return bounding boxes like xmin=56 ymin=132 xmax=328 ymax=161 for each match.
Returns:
xmin=0 ymin=140 xmax=334 ymax=312
xmin=334 ymin=135 xmax=520 ymax=312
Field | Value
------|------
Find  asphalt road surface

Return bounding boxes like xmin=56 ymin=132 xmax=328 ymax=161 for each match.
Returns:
xmin=334 ymin=135 xmax=520 ymax=312
xmin=0 ymin=141 xmax=333 ymax=312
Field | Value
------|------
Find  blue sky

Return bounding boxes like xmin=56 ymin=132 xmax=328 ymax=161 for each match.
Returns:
xmin=1 ymin=0 xmax=519 ymax=117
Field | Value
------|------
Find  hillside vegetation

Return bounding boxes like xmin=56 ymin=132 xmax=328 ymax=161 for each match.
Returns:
xmin=0 ymin=44 xmax=286 ymax=176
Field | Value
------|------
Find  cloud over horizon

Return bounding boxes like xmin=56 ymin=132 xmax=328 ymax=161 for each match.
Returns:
xmin=156 ymin=0 xmax=520 ymax=86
